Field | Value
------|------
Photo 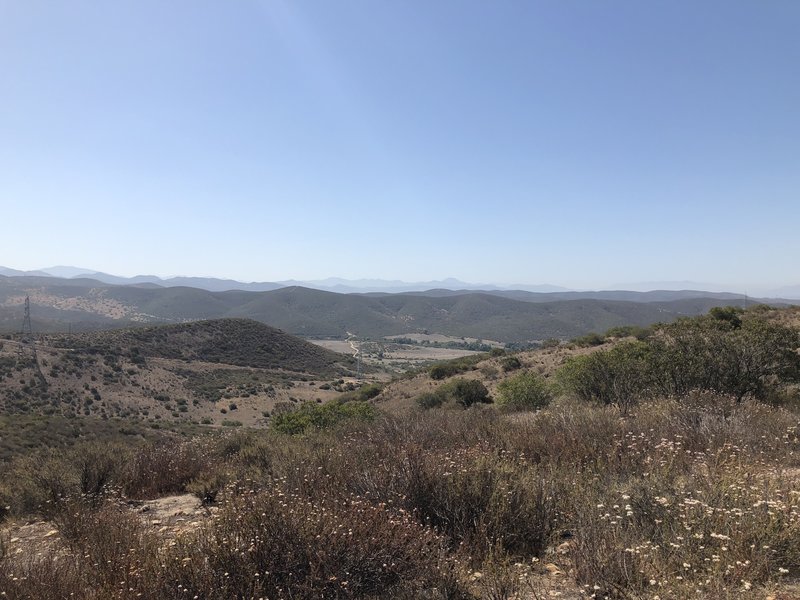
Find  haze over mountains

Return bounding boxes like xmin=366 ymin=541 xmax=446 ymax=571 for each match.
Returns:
xmin=2 ymin=266 xmax=798 ymax=298
xmin=0 ymin=266 xmax=571 ymax=294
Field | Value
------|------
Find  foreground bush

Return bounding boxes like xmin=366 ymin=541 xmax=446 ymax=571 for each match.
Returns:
xmin=0 ymin=499 xmax=162 ymax=598
xmin=572 ymin=468 xmax=800 ymax=598
xmin=166 ymin=488 xmax=467 ymax=599
xmin=2 ymin=392 xmax=800 ymax=598
xmin=401 ymin=450 xmax=562 ymax=560
xmin=0 ymin=438 xmax=219 ymax=517
xmin=123 ymin=439 xmax=217 ymax=499
xmin=0 ymin=490 xmax=468 ymax=599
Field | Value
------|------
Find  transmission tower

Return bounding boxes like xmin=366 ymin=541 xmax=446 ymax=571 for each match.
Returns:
xmin=21 ymin=296 xmax=33 ymax=339
xmin=18 ymin=296 xmax=47 ymax=388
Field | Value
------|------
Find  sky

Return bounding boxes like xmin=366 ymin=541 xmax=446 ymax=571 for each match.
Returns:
xmin=1 ymin=1 xmax=799 ymax=290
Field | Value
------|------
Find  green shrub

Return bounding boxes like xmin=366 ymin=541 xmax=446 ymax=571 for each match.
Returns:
xmin=651 ymin=313 xmax=800 ymax=401
xmin=709 ymin=305 xmax=744 ymax=328
xmin=571 ymin=332 xmax=606 ymax=347
xmin=496 ymin=370 xmax=552 ymax=411
xmin=557 ymin=340 xmax=657 ymax=413
xmin=441 ymin=378 xmax=491 ymax=408
xmin=416 ymin=379 xmax=491 ymax=410
xmin=271 ymin=400 xmax=376 ymax=435
xmin=416 ymin=391 xmax=446 ymax=410
xmin=9 ymin=451 xmax=79 ymax=517
xmin=354 ymin=382 xmax=382 ymax=400
xmin=499 ymin=356 xmax=522 ymax=372
xmin=429 ymin=363 xmax=461 ymax=380
xmin=603 ymin=325 xmax=651 ymax=340
xmin=428 ymin=355 xmax=485 ymax=380
xmin=339 ymin=382 xmax=384 ymax=402
xmin=558 ymin=311 xmax=800 ymax=409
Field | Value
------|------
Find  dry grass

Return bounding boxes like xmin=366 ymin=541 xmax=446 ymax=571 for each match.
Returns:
xmin=2 ymin=393 xmax=800 ymax=598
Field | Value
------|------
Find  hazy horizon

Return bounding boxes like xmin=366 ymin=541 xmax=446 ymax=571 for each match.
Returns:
xmin=2 ymin=2 xmax=798 ymax=289
xmin=2 ymin=263 xmax=797 ymax=297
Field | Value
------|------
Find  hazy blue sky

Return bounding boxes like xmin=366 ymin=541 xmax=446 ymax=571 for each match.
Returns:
xmin=1 ymin=1 xmax=798 ymax=289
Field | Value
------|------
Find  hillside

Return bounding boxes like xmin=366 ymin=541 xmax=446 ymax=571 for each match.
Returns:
xmin=50 ymin=318 xmax=353 ymax=374
xmin=0 ymin=319 xmax=359 ymax=427
xmin=1 ymin=274 xmax=795 ymax=343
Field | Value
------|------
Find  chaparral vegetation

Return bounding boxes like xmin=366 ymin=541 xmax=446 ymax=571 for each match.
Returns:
xmin=1 ymin=306 xmax=799 ymax=599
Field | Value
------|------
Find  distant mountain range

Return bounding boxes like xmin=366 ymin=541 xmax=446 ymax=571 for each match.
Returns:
xmin=2 ymin=266 xmax=797 ymax=298
xmin=1 ymin=271 xmax=796 ymax=343
xmin=0 ymin=266 xmax=568 ymax=294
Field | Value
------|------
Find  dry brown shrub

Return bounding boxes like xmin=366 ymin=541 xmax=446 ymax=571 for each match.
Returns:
xmin=122 ymin=438 xmax=217 ymax=499
xmin=0 ymin=499 xmax=161 ymax=599
xmin=159 ymin=486 xmax=470 ymax=599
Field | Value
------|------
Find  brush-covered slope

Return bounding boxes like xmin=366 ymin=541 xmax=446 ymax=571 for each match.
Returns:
xmin=227 ymin=286 xmax=402 ymax=337
xmin=0 ymin=319 xmax=359 ymax=426
xmin=2 ymin=275 xmax=793 ymax=343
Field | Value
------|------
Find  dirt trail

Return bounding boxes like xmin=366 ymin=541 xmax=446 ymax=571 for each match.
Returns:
xmin=133 ymin=493 xmax=210 ymax=535
xmin=2 ymin=494 xmax=210 ymax=557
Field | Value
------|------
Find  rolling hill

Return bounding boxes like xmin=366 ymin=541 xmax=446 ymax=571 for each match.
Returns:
xmin=0 ymin=319 xmax=358 ymax=426
xmin=49 ymin=318 xmax=356 ymax=374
